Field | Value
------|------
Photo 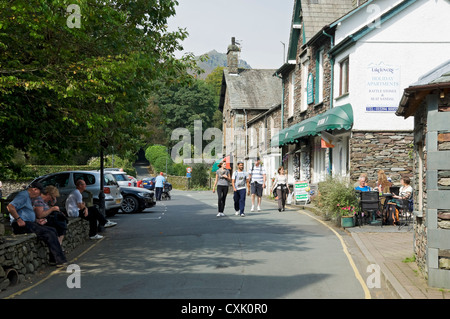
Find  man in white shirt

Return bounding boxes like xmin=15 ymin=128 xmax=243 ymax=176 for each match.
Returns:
xmin=66 ymin=179 xmax=117 ymax=239
xmin=249 ymin=157 xmax=266 ymax=212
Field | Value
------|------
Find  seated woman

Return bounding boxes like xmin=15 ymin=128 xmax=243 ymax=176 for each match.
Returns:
xmin=390 ymin=176 xmax=413 ymax=208
xmin=32 ymin=185 xmax=67 ymax=245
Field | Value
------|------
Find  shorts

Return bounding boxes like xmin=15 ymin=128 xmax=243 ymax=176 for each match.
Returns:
xmin=251 ymin=182 xmax=263 ymax=197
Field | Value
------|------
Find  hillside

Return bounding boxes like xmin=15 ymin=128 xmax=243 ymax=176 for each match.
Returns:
xmin=195 ymin=50 xmax=251 ymax=79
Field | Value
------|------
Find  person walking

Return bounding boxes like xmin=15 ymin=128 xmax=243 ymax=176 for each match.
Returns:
xmin=249 ymin=156 xmax=266 ymax=212
xmin=271 ymin=166 xmax=289 ymax=212
xmin=232 ymin=161 xmax=250 ymax=217
xmin=155 ymin=172 xmax=166 ymax=201
xmin=212 ymin=160 xmax=231 ymax=217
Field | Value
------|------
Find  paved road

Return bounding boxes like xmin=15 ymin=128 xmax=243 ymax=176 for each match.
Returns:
xmin=3 ymin=189 xmax=369 ymax=300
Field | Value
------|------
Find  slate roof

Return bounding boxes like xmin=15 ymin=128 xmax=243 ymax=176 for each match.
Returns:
xmin=220 ymin=69 xmax=282 ymax=110
xmin=301 ymin=0 xmax=355 ymax=43
xmin=396 ymin=59 xmax=450 ymax=118
xmin=410 ymin=59 xmax=450 ymax=86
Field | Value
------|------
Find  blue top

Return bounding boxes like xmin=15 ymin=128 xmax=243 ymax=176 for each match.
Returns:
xmin=355 ymin=185 xmax=372 ymax=192
xmin=9 ymin=190 xmax=36 ymax=223
xmin=155 ymin=175 xmax=166 ymax=188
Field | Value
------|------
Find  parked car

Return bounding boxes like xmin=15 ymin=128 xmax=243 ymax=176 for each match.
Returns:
xmin=119 ymin=186 xmax=156 ymax=214
xmin=31 ymin=170 xmax=123 ymax=217
xmin=108 ymin=171 xmax=134 ymax=187
xmin=141 ymin=176 xmax=172 ymax=192
xmin=141 ymin=176 xmax=155 ymax=190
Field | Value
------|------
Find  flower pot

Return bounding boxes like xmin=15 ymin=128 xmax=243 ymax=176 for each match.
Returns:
xmin=341 ymin=216 xmax=354 ymax=228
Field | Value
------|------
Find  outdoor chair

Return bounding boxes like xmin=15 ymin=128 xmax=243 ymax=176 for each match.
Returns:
xmin=359 ymin=191 xmax=381 ymax=226
xmin=397 ymin=197 xmax=413 ymax=230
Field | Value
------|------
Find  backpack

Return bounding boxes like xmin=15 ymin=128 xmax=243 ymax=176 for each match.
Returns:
xmin=383 ymin=203 xmax=399 ymax=225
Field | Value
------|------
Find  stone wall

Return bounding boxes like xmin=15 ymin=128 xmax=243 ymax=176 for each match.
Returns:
xmin=0 ymin=217 xmax=89 ymax=291
xmin=349 ymin=131 xmax=414 ymax=185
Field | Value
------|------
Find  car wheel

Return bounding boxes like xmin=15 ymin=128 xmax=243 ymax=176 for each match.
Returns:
xmin=121 ymin=196 xmax=139 ymax=214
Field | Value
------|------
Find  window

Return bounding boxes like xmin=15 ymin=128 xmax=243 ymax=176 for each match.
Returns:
xmin=316 ymin=49 xmax=324 ymax=103
xmin=40 ymin=173 xmax=70 ymax=188
xmin=289 ymin=71 xmax=295 ymax=117
xmin=73 ymin=173 xmax=96 ymax=185
xmin=301 ymin=60 xmax=309 ymax=112
xmin=339 ymin=57 xmax=349 ymax=96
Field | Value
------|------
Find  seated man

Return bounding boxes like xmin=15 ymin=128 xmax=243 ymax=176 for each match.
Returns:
xmin=355 ymin=175 xmax=372 ymax=192
xmin=7 ymin=182 xmax=67 ymax=268
xmin=66 ymin=179 xmax=117 ymax=240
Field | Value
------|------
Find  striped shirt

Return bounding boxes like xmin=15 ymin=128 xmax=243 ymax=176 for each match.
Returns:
xmin=250 ymin=164 xmax=266 ymax=184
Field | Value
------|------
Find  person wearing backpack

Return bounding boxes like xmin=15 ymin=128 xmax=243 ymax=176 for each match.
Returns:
xmin=249 ymin=157 xmax=266 ymax=212
xmin=232 ymin=160 xmax=250 ymax=217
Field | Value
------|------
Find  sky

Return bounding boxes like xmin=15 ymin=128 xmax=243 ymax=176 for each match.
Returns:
xmin=167 ymin=0 xmax=294 ymax=69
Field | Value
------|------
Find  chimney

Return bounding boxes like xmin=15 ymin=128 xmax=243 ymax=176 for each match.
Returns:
xmin=227 ymin=37 xmax=240 ymax=74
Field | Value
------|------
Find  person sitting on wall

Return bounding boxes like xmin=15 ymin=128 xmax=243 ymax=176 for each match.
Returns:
xmin=7 ymin=182 xmax=68 ymax=268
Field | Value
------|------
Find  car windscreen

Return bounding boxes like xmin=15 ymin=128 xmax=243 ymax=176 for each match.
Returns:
xmin=113 ymin=174 xmax=128 ymax=181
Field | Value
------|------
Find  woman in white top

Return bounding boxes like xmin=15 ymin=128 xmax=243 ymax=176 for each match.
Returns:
xmin=391 ymin=176 xmax=413 ymax=207
xmin=271 ymin=166 xmax=290 ymax=212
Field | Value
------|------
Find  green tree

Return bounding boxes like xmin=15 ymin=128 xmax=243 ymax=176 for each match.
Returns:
xmin=0 ymin=0 xmax=199 ymax=166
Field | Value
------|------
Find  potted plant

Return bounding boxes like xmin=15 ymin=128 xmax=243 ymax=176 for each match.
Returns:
xmin=338 ymin=202 xmax=358 ymax=228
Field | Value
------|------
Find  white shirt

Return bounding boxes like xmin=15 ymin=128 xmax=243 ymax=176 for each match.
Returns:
xmin=66 ymin=189 xmax=83 ymax=217
xmin=250 ymin=164 xmax=266 ymax=184
xmin=233 ymin=170 xmax=249 ymax=190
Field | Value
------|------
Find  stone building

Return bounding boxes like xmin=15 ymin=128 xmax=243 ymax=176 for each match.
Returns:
xmin=396 ymin=60 xmax=450 ymax=289
xmin=272 ymin=0 xmax=450 ymax=190
xmin=219 ymin=37 xmax=282 ymax=191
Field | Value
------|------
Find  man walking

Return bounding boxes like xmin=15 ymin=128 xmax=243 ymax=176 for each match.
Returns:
xmin=155 ymin=172 xmax=166 ymax=201
xmin=249 ymin=157 xmax=266 ymax=212
xmin=232 ymin=161 xmax=250 ymax=217
xmin=7 ymin=182 xmax=68 ymax=267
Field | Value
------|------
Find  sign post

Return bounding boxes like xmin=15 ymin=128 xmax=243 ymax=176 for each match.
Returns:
xmin=294 ymin=181 xmax=310 ymax=206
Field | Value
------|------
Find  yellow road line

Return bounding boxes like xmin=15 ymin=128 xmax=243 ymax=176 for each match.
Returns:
xmin=299 ymin=210 xmax=372 ymax=299
xmin=3 ymin=237 xmax=104 ymax=299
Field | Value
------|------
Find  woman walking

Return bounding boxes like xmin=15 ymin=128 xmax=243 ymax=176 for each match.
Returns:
xmin=271 ymin=166 xmax=289 ymax=212
xmin=212 ymin=160 xmax=231 ymax=217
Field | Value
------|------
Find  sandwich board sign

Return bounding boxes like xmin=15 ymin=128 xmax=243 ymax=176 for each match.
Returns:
xmin=294 ymin=181 xmax=310 ymax=205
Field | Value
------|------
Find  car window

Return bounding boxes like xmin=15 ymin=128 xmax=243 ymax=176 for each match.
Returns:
xmin=39 ymin=173 xmax=70 ymax=188
xmin=105 ymin=173 xmax=118 ymax=186
xmin=73 ymin=173 xmax=96 ymax=186
xmin=113 ymin=174 xmax=128 ymax=181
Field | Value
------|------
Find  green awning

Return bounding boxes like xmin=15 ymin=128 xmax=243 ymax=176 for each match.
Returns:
xmin=291 ymin=117 xmax=320 ymax=140
xmin=271 ymin=126 xmax=295 ymax=147
xmin=315 ymin=103 xmax=353 ymax=133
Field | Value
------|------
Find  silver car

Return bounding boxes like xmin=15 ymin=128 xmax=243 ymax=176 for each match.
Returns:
xmin=33 ymin=170 xmax=123 ymax=217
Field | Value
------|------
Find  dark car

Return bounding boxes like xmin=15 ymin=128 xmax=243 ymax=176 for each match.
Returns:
xmin=119 ymin=186 xmax=156 ymax=214
xmin=141 ymin=176 xmax=172 ymax=192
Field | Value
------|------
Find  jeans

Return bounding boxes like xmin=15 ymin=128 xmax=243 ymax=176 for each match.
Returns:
xmin=217 ymin=185 xmax=228 ymax=213
xmin=155 ymin=187 xmax=163 ymax=201
xmin=80 ymin=206 xmax=108 ymax=237
xmin=233 ymin=188 xmax=246 ymax=215
xmin=276 ymin=188 xmax=288 ymax=210
xmin=12 ymin=221 xmax=67 ymax=264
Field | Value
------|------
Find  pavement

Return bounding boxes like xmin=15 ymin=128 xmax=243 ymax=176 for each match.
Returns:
xmin=297 ymin=203 xmax=450 ymax=299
